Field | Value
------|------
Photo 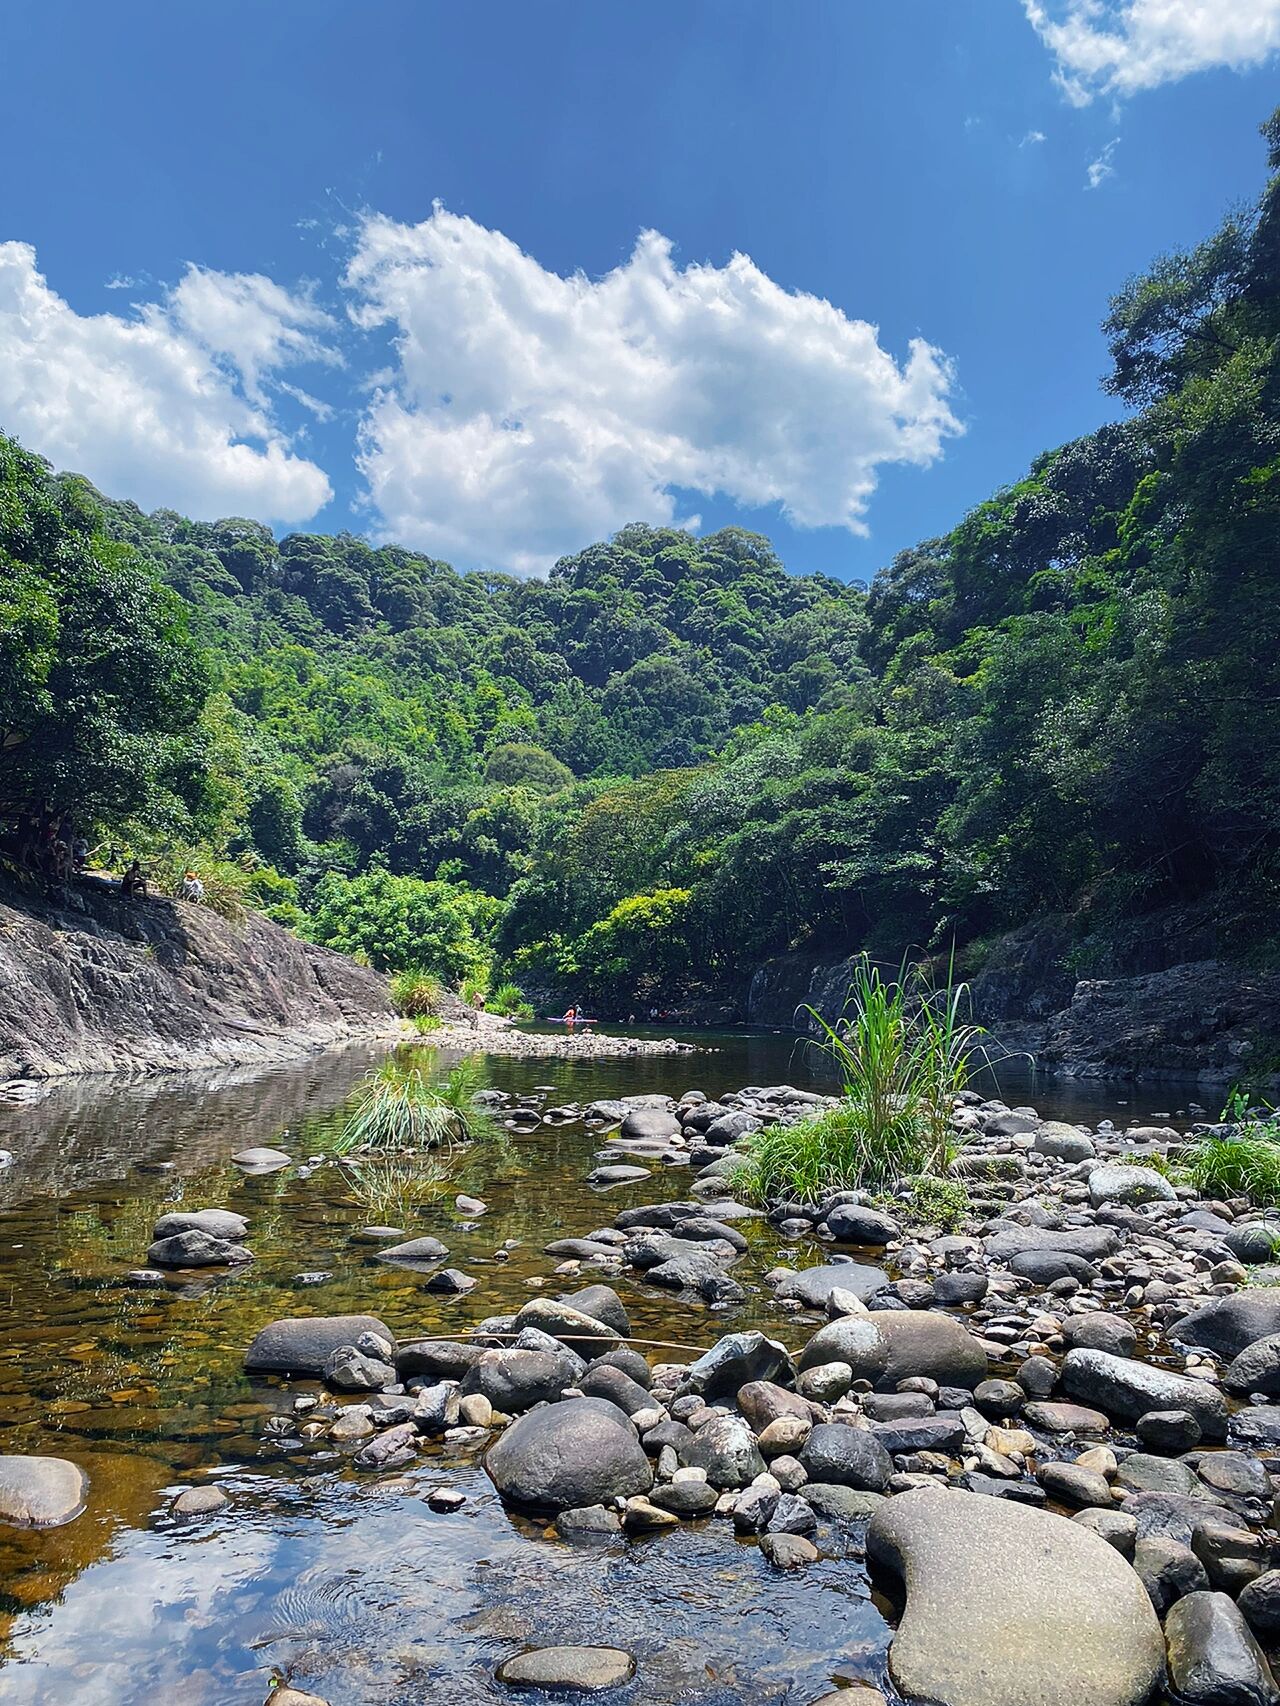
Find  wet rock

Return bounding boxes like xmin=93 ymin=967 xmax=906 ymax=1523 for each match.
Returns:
xmin=462 ymin=1349 xmax=579 ymax=1412
xmin=799 ymin=1423 xmax=892 ymax=1492
xmin=152 ymin=1208 xmax=248 ymax=1242
xmin=455 ymin=1194 xmax=487 ymax=1216
xmin=770 ymin=1262 xmax=889 ymax=1309
xmin=1060 ymin=1348 xmax=1228 ymax=1440
xmin=267 ymin=1688 xmax=331 ymax=1706
xmin=1164 ymin=1590 xmax=1280 ymax=1706
xmin=680 ymin=1331 xmax=795 ymax=1402
xmin=1037 ymin=1462 xmax=1114 ymax=1509
xmin=1172 ymin=1292 xmax=1280 ymax=1360
xmin=1135 ymin=1535 xmax=1211 ymax=1613
xmin=485 ymin=1400 xmax=652 ymax=1511
xmin=737 ymin=1380 xmax=812 ymax=1432
xmin=323 ymin=1347 xmax=394 ymax=1393
xmin=825 ymin=1204 xmax=899 ymax=1245
xmin=585 ymin=1165 xmax=651 ymax=1186
xmin=650 ymin=1479 xmax=719 ymax=1517
xmin=1023 ymin=1399 xmax=1111 ymax=1435
xmin=146 ymin=1229 xmax=252 ymax=1268
xmin=760 ymin=1531 xmax=818 ymax=1569
xmin=867 ymin=1487 xmax=1164 ymax=1706
xmin=245 ymin=1315 xmax=395 ymax=1378
xmin=680 ymin=1415 xmax=766 ymax=1488
xmin=329 ymin=1406 xmax=375 ymax=1443
xmin=353 ymin=1422 xmax=419 ymax=1471
xmin=1088 ymin=1164 xmax=1178 ymax=1208
xmin=870 ymin=1415 xmax=966 ymax=1456
xmin=802 ymin=1482 xmax=886 ymax=1521
xmin=372 ymin=1235 xmax=450 ymax=1268
xmin=578 ymin=1364 xmax=651 ymax=1417
xmin=231 ymin=1146 xmax=292 ymax=1171
xmin=0 ymin=1456 xmax=88 ymax=1528
xmin=395 ymin=1340 xmax=483 ymax=1381
xmin=555 ymin=1504 xmax=623 ymax=1540
xmin=169 ymin=1484 xmax=229 ymax=1518
xmin=497 ymin=1644 xmax=635 ymax=1692
xmin=621 ymin=1108 xmax=680 ymax=1141
xmin=1239 ymin=1572 xmax=1280 ymax=1638
xmin=424 ymin=1267 xmax=476 ymax=1293
xmin=1073 ymin=1508 xmax=1138 ymax=1555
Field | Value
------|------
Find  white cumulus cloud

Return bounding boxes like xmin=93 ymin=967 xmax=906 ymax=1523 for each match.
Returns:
xmin=0 ymin=243 xmax=333 ymax=523
xmin=1025 ymin=0 xmax=1280 ymax=103
xmin=345 ymin=207 xmax=961 ymax=574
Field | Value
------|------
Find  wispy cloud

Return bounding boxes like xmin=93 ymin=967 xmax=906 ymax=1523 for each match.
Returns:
xmin=1086 ymin=137 xmax=1120 ymax=189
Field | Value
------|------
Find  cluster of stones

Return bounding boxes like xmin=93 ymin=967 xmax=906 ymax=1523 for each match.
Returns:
xmin=229 ymin=1083 xmax=1280 ymax=1705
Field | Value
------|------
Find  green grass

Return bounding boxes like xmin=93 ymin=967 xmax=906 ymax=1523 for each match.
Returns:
xmin=390 ymin=968 xmax=445 ymax=1018
xmin=1178 ymin=1127 xmax=1280 ymax=1205
xmin=337 ymin=1151 xmax=453 ymax=1224
xmin=489 ymin=980 xmax=534 ymax=1020
xmin=730 ymin=955 xmax=986 ymax=1205
xmin=892 ymin=1174 xmax=972 ymax=1232
xmin=334 ymin=1055 xmax=499 ymax=1156
xmin=409 ymin=1013 xmax=444 ymax=1034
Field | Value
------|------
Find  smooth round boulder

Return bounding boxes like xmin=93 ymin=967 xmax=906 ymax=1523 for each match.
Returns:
xmin=146 ymin=1229 xmax=252 ymax=1268
xmin=873 ymin=1310 xmax=987 ymax=1390
xmin=797 ymin=1316 xmax=889 ymax=1381
xmin=1088 ymin=1164 xmax=1177 ymax=1208
xmin=825 ymin=1204 xmax=900 ymax=1245
xmin=231 ymin=1146 xmax=291 ymax=1171
xmin=1061 ymin=1348 xmax=1228 ymax=1440
xmin=371 ymin=1235 xmax=449 ymax=1268
xmin=1034 ymin=1122 xmax=1095 ymax=1162
xmin=680 ymin=1415 xmax=766 ymax=1488
xmin=771 ymin=1262 xmax=889 ymax=1310
xmin=867 ymin=1487 xmax=1165 ymax=1706
xmin=0 ymin=1456 xmax=88 ymax=1528
xmin=485 ymin=1400 xmax=652 ymax=1511
xmin=1062 ymin=1312 xmax=1138 ymax=1358
xmin=497 ymin=1645 xmax=635 ymax=1693
xmin=245 ymin=1315 xmax=395 ymax=1377
xmin=1224 ymin=1333 xmax=1280 ymax=1397
xmin=513 ymin=1298 xmax=621 ymax=1351
xmin=1007 ymin=1249 xmax=1099 ymax=1285
xmin=1171 ymin=1292 xmax=1280 ymax=1359
xmin=152 ymin=1208 xmax=248 ymax=1242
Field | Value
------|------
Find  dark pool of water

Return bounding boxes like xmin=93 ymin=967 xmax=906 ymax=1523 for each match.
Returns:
xmin=0 ymin=1031 xmax=1207 ymax=1704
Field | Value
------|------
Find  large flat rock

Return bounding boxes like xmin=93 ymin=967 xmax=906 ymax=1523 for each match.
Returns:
xmin=867 ymin=1487 xmax=1164 ymax=1706
xmin=244 ymin=1314 xmax=394 ymax=1377
xmin=0 ymin=1455 xmax=89 ymax=1528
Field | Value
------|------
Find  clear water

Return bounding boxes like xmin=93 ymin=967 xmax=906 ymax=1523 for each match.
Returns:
xmin=0 ymin=1031 xmax=1201 ymax=1704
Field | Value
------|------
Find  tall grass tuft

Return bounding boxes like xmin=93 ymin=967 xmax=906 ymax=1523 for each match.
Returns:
xmin=489 ymin=980 xmax=534 ymax=1020
xmin=1178 ymin=1127 xmax=1280 ymax=1205
xmin=334 ymin=1055 xmax=498 ymax=1156
xmin=390 ymin=968 xmax=445 ymax=1018
xmin=731 ymin=955 xmax=988 ymax=1205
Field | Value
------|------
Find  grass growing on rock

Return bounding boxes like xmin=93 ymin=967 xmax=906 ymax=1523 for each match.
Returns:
xmin=390 ymin=968 xmax=445 ymax=1018
xmin=890 ymin=1174 xmax=972 ymax=1232
xmin=730 ymin=957 xmax=987 ymax=1203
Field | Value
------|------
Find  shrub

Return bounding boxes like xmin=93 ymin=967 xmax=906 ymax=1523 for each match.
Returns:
xmin=390 ymin=968 xmax=444 ymax=1018
xmin=489 ymin=980 xmax=534 ymax=1020
xmin=893 ymin=1175 xmax=971 ymax=1232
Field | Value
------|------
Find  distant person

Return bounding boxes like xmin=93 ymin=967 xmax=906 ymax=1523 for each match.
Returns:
xmin=179 ymin=870 xmax=204 ymax=903
xmin=472 ymin=990 xmax=486 ymax=1012
xmin=121 ymin=860 xmax=148 ymax=899
xmin=562 ymin=1004 xmax=579 ymax=1024
xmin=71 ymin=835 xmax=89 ymax=873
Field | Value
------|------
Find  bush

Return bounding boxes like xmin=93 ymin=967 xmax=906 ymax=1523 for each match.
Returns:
xmin=731 ymin=956 xmax=985 ymax=1205
xmin=306 ymin=867 xmax=499 ymax=981
xmin=390 ymin=968 xmax=445 ymax=1018
xmin=489 ymin=979 xmax=534 ymax=1020
xmin=893 ymin=1174 xmax=971 ymax=1232
xmin=334 ymin=1056 xmax=498 ymax=1155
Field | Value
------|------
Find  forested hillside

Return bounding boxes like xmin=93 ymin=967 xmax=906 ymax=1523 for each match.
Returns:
xmin=4 ymin=110 xmax=1280 ymax=1012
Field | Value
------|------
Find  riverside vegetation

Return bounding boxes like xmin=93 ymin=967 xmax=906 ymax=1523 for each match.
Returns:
xmin=4 ymin=109 xmax=1280 ymax=1029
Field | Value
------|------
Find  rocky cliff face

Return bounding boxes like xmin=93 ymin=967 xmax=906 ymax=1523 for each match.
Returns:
xmin=748 ymin=916 xmax=1280 ymax=1084
xmin=0 ymin=877 xmax=400 ymax=1079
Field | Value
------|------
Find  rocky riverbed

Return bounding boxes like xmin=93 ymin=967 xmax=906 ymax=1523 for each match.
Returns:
xmin=4 ymin=1057 xmax=1280 ymax=1704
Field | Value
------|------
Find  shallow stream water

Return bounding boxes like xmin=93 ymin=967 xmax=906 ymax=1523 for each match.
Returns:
xmin=0 ymin=1029 xmax=1207 ymax=1705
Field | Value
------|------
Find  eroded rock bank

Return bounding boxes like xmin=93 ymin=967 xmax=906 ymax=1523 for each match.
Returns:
xmin=0 ymin=876 xmax=399 ymax=1079
xmin=749 ymin=914 xmax=1280 ymax=1083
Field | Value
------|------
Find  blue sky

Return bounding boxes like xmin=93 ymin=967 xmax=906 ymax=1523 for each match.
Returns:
xmin=1 ymin=0 xmax=1278 ymax=579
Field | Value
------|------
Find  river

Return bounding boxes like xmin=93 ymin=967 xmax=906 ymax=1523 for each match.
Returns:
xmin=0 ymin=1029 xmax=1209 ymax=1704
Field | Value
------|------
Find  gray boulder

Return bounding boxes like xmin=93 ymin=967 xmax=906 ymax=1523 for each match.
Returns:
xmin=680 ymin=1331 xmax=794 ymax=1402
xmin=985 ymin=1225 xmax=1120 ymax=1263
xmin=799 ymin=1423 xmax=892 ymax=1492
xmin=1172 ymin=1292 xmax=1280 ymax=1360
xmin=0 ymin=1456 xmax=89 ymax=1528
xmin=559 ymin=1284 xmax=631 ymax=1336
xmin=371 ymin=1235 xmax=449 ymax=1268
xmin=620 ymin=1108 xmax=680 ymax=1140
xmin=1088 ymin=1164 xmax=1178 ymax=1208
xmin=1164 ymin=1590 xmax=1280 ymax=1706
xmin=797 ymin=1316 xmax=889 ymax=1383
xmin=322 ymin=1347 xmax=394 ymax=1392
xmin=874 ymin=1310 xmax=988 ymax=1389
xmin=771 ymin=1262 xmax=889 ymax=1310
xmin=1061 ymin=1348 xmax=1228 ymax=1440
xmin=245 ymin=1315 xmax=395 ymax=1377
xmin=513 ymin=1298 xmax=622 ymax=1351
xmin=497 ymin=1646 xmax=635 ymax=1692
xmin=152 ymin=1208 xmax=248 ymax=1242
xmin=680 ymin=1415 xmax=766 ymax=1488
xmin=462 ymin=1348 xmax=578 ymax=1411
xmin=484 ymin=1400 xmax=652 ymax=1510
xmin=1008 ymin=1249 xmax=1099 ymax=1285
xmin=1035 ymin=1122 xmax=1096 ymax=1162
xmin=1062 ymin=1312 xmax=1138 ymax=1358
xmin=1224 ymin=1334 xmax=1280 ymax=1397
xmin=1225 ymin=1223 xmax=1280 ymax=1264
xmin=146 ymin=1229 xmax=252 ymax=1268
xmin=825 ymin=1204 xmax=900 ymax=1245
xmin=867 ymin=1487 xmax=1164 ymax=1706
